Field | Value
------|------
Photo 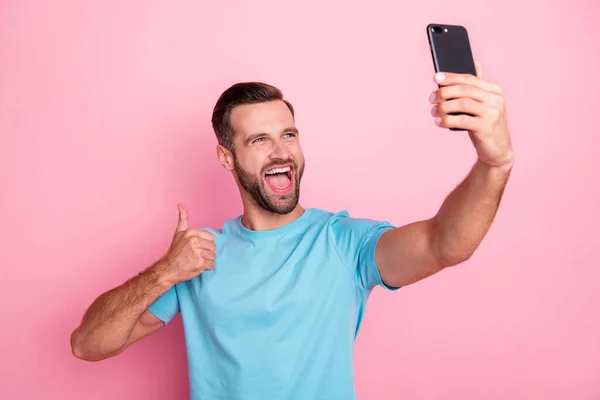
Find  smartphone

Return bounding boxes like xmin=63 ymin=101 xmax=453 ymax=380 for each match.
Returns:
xmin=427 ymin=23 xmax=476 ymax=130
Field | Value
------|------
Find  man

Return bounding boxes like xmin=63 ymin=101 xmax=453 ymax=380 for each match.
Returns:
xmin=71 ymin=63 xmax=513 ymax=399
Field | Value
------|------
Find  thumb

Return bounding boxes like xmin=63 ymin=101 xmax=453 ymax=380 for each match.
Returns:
xmin=474 ymin=60 xmax=483 ymax=79
xmin=175 ymin=203 xmax=189 ymax=233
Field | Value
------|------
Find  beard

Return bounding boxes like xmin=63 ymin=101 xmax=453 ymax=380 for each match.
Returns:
xmin=234 ymin=157 xmax=304 ymax=215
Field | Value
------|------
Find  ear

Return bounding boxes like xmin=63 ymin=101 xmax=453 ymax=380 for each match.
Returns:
xmin=217 ymin=144 xmax=235 ymax=171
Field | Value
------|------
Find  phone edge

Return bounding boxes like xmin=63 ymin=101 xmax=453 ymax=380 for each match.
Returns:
xmin=426 ymin=24 xmax=441 ymax=74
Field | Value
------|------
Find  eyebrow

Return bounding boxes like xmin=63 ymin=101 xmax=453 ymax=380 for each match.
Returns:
xmin=245 ymin=127 xmax=299 ymax=144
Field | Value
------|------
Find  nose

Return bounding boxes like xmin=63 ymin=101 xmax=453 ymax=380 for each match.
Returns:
xmin=270 ymin=139 xmax=290 ymax=160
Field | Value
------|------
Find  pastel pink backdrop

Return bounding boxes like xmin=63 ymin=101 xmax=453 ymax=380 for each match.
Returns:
xmin=1 ymin=0 xmax=598 ymax=399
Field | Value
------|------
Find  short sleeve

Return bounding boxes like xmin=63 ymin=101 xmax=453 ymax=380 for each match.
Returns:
xmin=330 ymin=211 xmax=401 ymax=292
xmin=147 ymin=285 xmax=180 ymax=324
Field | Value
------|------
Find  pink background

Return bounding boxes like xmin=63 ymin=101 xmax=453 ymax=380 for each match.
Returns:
xmin=1 ymin=0 xmax=599 ymax=399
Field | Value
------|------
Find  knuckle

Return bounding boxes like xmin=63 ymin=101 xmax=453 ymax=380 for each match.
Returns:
xmin=200 ymin=258 xmax=212 ymax=269
xmin=437 ymin=101 xmax=447 ymax=114
xmin=184 ymin=229 xmax=195 ymax=238
xmin=197 ymin=238 xmax=215 ymax=251
xmin=193 ymin=248 xmax=203 ymax=257
xmin=440 ymin=101 xmax=453 ymax=114
xmin=437 ymin=86 xmax=452 ymax=101
xmin=200 ymin=230 xmax=215 ymax=241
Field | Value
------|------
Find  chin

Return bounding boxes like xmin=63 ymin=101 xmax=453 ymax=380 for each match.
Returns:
xmin=264 ymin=191 xmax=299 ymax=215
xmin=270 ymin=201 xmax=298 ymax=215
xmin=236 ymin=160 xmax=304 ymax=215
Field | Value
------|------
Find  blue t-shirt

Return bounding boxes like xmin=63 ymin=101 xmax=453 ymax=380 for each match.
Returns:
xmin=148 ymin=208 xmax=399 ymax=400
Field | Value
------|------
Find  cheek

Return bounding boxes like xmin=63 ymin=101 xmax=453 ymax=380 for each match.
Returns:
xmin=292 ymin=146 xmax=305 ymax=164
xmin=241 ymin=153 xmax=269 ymax=175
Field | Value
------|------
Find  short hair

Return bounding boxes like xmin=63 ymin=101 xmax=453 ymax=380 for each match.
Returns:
xmin=211 ymin=82 xmax=295 ymax=151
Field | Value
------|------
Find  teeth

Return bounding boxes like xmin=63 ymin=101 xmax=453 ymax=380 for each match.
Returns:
xmin=266 ymin=166 xmax=291 ymax=175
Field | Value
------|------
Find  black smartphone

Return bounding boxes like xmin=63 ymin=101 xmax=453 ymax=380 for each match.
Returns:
xmin=427 ymin=23 xmax=476 ymax=130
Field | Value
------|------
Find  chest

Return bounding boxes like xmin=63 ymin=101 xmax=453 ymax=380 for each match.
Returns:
xmin=180 ymin=233 xmax=357 ymax=334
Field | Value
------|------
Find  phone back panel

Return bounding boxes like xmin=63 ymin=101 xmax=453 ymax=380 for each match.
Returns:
xmin=427 ymin=24 xmax=476 ymax=76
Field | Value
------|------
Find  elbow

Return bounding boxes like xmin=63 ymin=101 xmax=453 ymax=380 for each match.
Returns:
xmin=70 ymin=328 xmax=93 ymax=361
xmin=437 ymin=250 xmax=475 ymax=268
xmin=70 ymin=328 xmax=109 ymax=362
xmin=431 ymin=233 xmax=476 ymax=268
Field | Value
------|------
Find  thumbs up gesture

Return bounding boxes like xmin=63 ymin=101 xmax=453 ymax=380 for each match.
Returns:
xmin=158 ymin=204 xmax=216 ymax=285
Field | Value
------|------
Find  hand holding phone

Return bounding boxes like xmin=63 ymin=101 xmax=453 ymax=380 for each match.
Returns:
xmin=425 ymin=24 xmax=514 ymax=169
xmin=427 ymin=24 xmax=477 ymax=77
xmin=427 ymin=24 xmax=477 ymax=131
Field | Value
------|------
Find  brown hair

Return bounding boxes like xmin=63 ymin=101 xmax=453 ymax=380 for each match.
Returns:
xmin=211 ymin=82 xmax=295 ymax=152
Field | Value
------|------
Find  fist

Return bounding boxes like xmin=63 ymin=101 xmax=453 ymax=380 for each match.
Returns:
xmin=158 ymin=203 xmax=216 ymax=285
xmin=429 ymin=61 xmax=514 ymax=170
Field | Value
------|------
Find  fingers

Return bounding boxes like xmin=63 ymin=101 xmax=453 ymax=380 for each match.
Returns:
xmin=435 ymin=113 xmax=480 ymax=131
xmin=171 ymin=203 xmax=217 ymax=265
xmin=203 ymin=260 xmax=215 ymax=270
xmin=187 ymin=231 xmax=217 ymax=261
xmin=189 ymin=236 xmax=217 ymax=252
xmin=432 ymin=97 xmax=488 ymax=130
xmin=175 ymin=203 xmax=189 ymax=233
xmin=184 ymin=229 xmax=215 ymax=242
xmin=434 ymin=71 xmax=502 ymax=95
xmin=199 ymin=249 xmax=217 ymax=261
xmin=193 ymin=244 xmax=216 ymax=271
xmin=432 ymin=98 xmax=488 ymax=119
xmin=429 ymin=76 xmax=505 ymax=131
xmin=431 ymin=84 xmax=496 ymax=105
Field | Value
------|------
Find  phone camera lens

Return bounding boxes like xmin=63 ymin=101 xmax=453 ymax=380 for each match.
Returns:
xmin=432 ymin=26 xmax=443 ymax=33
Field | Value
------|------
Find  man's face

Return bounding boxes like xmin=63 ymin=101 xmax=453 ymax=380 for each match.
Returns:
xmin=228 ymin=100 xmax=305 ymax=215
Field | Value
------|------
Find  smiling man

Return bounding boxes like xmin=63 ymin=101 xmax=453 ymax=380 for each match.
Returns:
xmin=71 ymin=65 xmax=513 ymax=400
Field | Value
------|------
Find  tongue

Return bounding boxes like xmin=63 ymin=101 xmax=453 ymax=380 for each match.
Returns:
xmin=265 ymin=173 xmax=291 ymax=190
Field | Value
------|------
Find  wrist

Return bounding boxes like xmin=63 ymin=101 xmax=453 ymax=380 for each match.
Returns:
xmin=476 ymin=157 xmax=513 ymax=180
xmin=150 ymin=259 xmax=177 ymax=289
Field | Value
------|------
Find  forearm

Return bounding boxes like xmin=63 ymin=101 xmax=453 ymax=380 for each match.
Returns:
xmin=432 ymin=159 xmax=512 ymax=266
xmin=71 ymin=261 xmax=172 ymax=359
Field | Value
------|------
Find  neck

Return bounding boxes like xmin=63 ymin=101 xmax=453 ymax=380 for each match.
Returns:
xmin=241 ymin=202 xmax=305 ymax=231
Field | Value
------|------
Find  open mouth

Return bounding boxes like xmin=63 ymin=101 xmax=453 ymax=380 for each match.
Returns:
xmin=264 ymin=164 xmax=294 ymax=194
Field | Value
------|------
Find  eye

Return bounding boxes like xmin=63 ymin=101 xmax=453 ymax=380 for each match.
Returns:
xmin=283 ymin=132 xmax=297 ymax=138
xmin=252 ymin=137 xmax=265 ymax=143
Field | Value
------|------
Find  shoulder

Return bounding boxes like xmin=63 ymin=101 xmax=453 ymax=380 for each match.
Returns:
xmin=311 ymin=208 xmax=395 ymax=239
xmin=315 ymin=209 xmax=396 ymax=274
xmin=323 ymin=209 xmax=391 ymax=232
xmin=192 ymin=217 xmax=233 ymax=239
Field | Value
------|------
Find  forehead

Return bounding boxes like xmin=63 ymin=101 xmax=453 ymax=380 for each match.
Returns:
xmin=229 ymin=100 xmax=295 ymax=138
